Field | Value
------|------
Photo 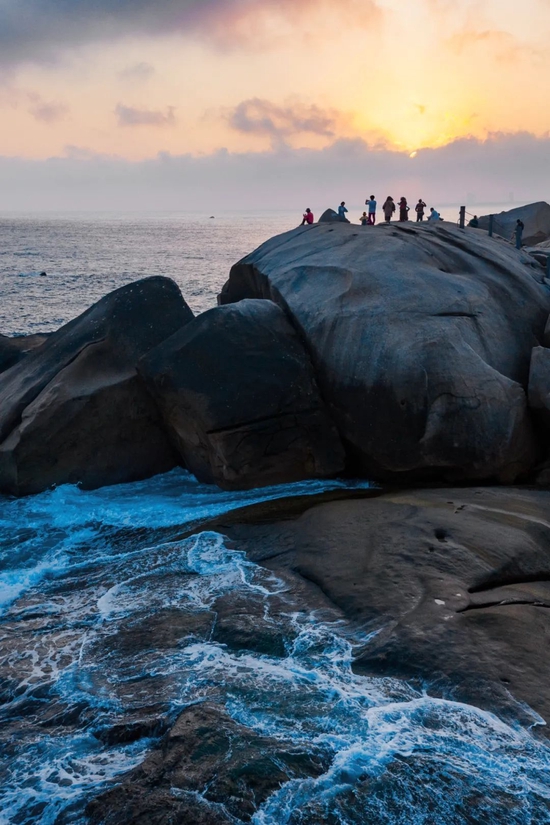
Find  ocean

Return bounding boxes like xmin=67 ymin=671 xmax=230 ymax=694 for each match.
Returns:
xmin=0 ymin=203 xmax=521 ymax=335
xmin=2 ymin=204 xmax=549 ymax=824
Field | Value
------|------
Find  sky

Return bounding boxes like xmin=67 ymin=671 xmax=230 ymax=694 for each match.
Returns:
xmin=0 ymin=0 xmax=549 ymax=210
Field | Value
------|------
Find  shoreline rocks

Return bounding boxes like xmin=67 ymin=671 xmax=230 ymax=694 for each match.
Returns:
xmin=1 ymin=219 xmax=550 ymax=495
xmin=0 ymin=277 xmax=192 ymax=495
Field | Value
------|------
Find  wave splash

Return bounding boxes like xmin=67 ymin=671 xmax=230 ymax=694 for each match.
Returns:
xmin=0 ymin=471 xmax=549 ymax=824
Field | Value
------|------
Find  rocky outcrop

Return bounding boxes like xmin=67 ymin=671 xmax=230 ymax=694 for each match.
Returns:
xmin=0 ymin=333 xmax=48 ymax=375
xmin=319 ymin=208 xmax=349 ymax=223
xmin=87 ymin=703 xmax=328 ymax=825
xmin=139 ymin=299 xmax=345 ymax=489
xmin=220 ymin=221 xmax=550 ymax=484
xmin=220 ymin=486 xmax=550 ymax=725
xmin=477 ymin=201 xmax=550 ymax=246
xmin=0 ymin=277 xmax=193 ymax=495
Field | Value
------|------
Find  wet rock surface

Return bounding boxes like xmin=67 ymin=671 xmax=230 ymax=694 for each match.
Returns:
xmin=220 ymin=486 xmax=550 ymax=725
xmin=220 ymin=221 xmax=550 ymax=484
xmin=87 ymin=703 xmax=329 ymax=825
xmin=3 ymin=478 xmax=550 ymax=823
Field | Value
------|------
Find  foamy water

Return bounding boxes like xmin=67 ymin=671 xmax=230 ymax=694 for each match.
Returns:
xmin=1 ymin=470 xmax=550 ymax=824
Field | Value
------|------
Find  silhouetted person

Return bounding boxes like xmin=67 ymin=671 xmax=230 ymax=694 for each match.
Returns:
xmin=415 ymin=199 xmax=427 ymax=222
xmin=398 ymin=197 xmax=409 ymax=222
xmin=338 ymin=201 xmax=348 ymax=221
xmin=360 ymin=211 xmax=368 ymax=226
xmin=514 ymin=219 xmax=525 ymax=249
xmin=366 ymin=195 xmax=377 ymax=225
xmin=383 ymin=196 xmax=395 ymax=223
xmin=301 ymin=208 xmax=314 ymax=226
xmin=468 ymin=215 xmax=479 ymax=228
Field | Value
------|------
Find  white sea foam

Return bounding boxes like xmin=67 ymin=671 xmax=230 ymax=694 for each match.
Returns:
xmin=1 ymin=473 xmax=550 ymax=824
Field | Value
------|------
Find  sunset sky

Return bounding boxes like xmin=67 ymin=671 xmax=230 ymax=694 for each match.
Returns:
xmin=1 ymin=0 xmax=549 ymax=210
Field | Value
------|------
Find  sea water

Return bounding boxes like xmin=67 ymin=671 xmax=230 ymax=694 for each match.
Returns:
xmin=1 ymin=471 xmax=550 ymax=824
xmin=0 ymin=204 xmax=524 ymax=334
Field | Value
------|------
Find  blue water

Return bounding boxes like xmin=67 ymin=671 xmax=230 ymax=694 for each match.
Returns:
xmin=1 ymin=470 xmax=550 ymax=824
xmin=0 ymin=212 xmax=298 ymax=334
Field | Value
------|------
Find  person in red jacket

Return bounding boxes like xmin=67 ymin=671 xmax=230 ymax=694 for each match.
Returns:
xmin=301 ymin=208 xmax=314 ymax=225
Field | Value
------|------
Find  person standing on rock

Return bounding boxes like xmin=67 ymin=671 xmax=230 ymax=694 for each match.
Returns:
xmin=338 ymin=202 xmax=349 ymax=221
xmin=398 ymin=197 xmax=409 ymax=222
xmin=383 ymin=196 xmax=395 ymax=223
xmin=514 ymin=219 xmax=525 ymax=249
xmin=301 ymin=208 xmax=314 ymax=226
xmin=415 ymin=199 xmax=427 ymax=222
xmin=366 ymin=195 xmax=377 ymax=225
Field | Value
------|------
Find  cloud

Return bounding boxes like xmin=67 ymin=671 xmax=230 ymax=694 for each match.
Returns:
xmin=228 ymin=98 xmax=350 ymax=145
xmin=118 ymin=62 xmax=156 ymax=83
xmin=115 ymin=103 xmax=176 ymax=127
xmin=0 ymin=131 xmax=549 ymax=212
xmin=447 ymin=27 xmax=543 ymax=63
xmin=0 ymin=0 xmax=381 ymax=67
xmin=27 ymin=93 xmax=69 ymax=123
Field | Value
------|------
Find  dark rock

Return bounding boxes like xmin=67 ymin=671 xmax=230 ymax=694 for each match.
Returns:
xmin=222 ymin=486 xmax=550 ymax=726
xmin=211 ymin=591 xmax=291 ymax=657
xmin=220 ymin=222 xmax=550 ymax=484
xmin=0 ymin=277 xmax=193 ymax=495
xmin=139 ymin=299 xmax=345 ymax=490
xmin=318 ymin=207 xmax=349 ymax=223
xmin=528 ymin=346 xmax=550 ymax=426
xmin=477 ymin=202 xmax=550 ymax=246
xmin=0 ymin=333 xmax=48 ymax=375
xmin=86 ymin=703 xmax=328 ymax=825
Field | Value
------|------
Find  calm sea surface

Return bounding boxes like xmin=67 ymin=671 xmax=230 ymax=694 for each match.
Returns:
xmin=0 ymin=203 xmax=522 ymax=335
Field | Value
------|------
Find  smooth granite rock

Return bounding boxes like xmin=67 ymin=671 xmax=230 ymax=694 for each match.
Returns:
xmin=139 ymin=299 xmax=345 ymax=490
xmin=477 ymin=201 xmax=550 ymax=246
xmin=220 ymin=221 xmax=550 ymax=483
xmin=0 ymin=277 xmax=193 ymax=495
xmin=0 ymin=333 xmax=48 ymax=375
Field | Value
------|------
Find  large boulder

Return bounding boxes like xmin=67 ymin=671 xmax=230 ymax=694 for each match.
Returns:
xmin=477 ymin=201 xmax=550 ymax=246
xmin=0 ymin=277 xmax=193 ymax=495
xmin=0 ymin=333 xmax=48 ymax=375
xmin=220 ymin=221 xmax=550 ymax=483
xmin=319 ymin=208 xmax=350 ymax=224
xmin=139 ymin=299 xmax=345 ymax=489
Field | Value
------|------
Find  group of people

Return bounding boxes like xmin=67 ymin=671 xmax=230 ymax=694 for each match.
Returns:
xmin=301 ymin=197 xmax=442 ymax=227
xmin=357 ymin=196 xmax=441 ymax=225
